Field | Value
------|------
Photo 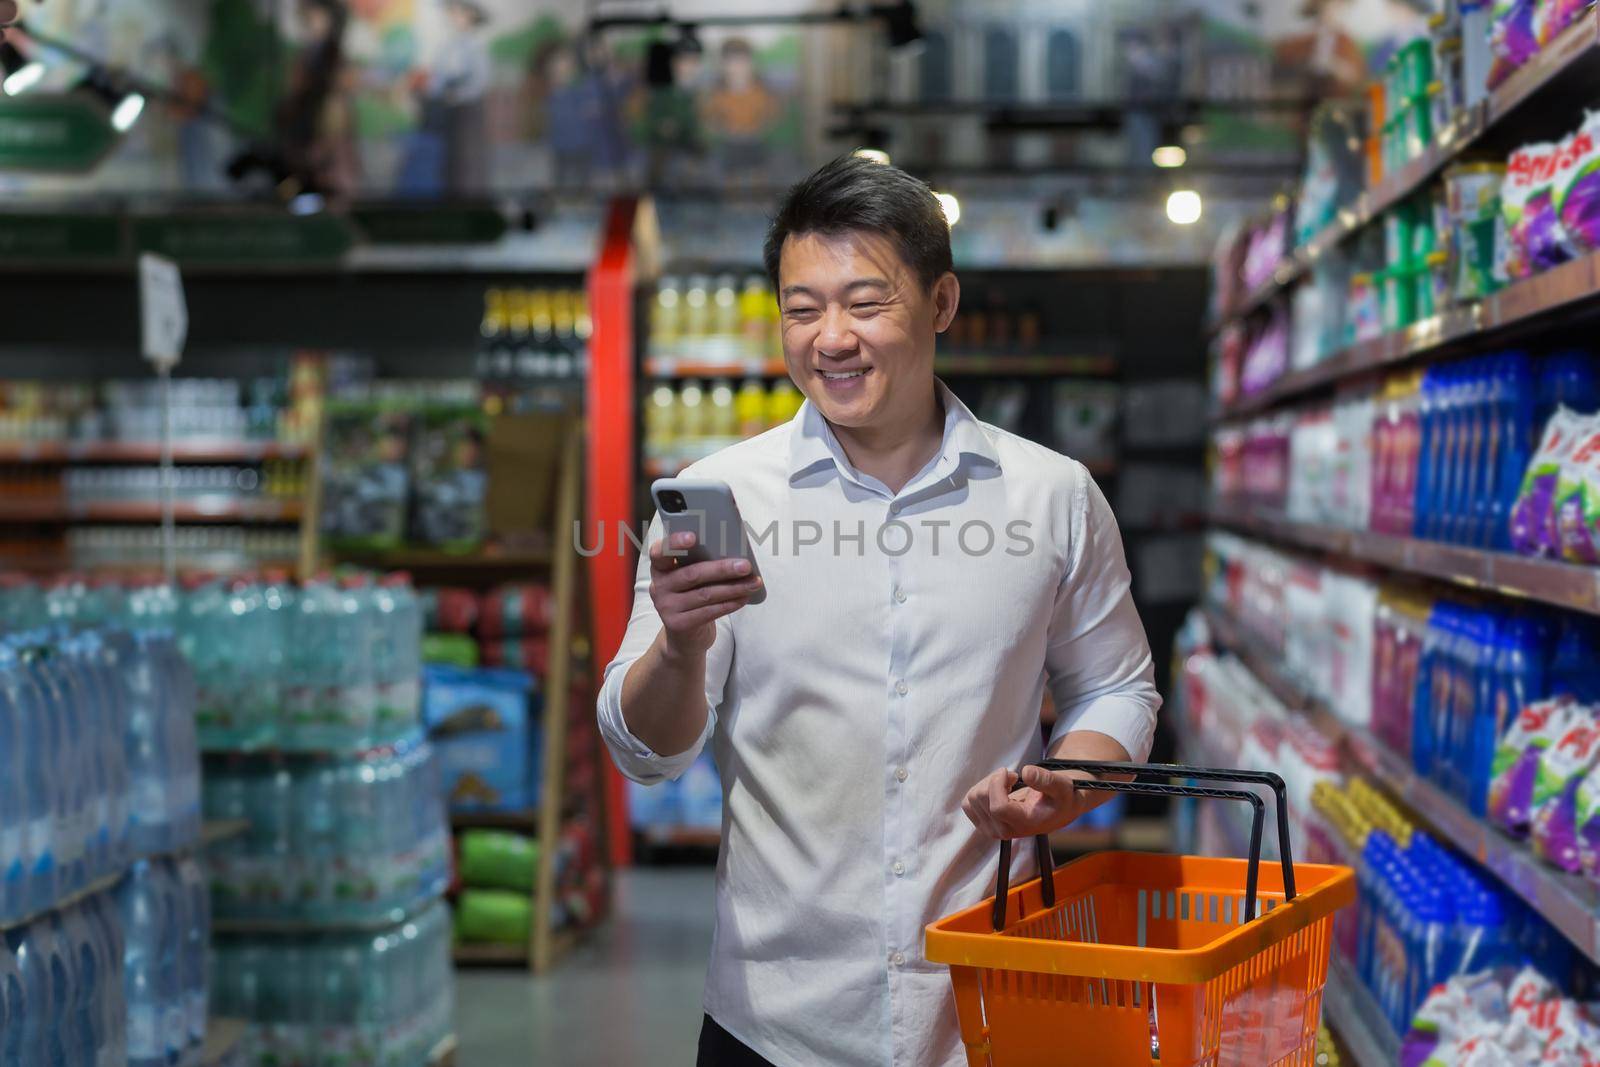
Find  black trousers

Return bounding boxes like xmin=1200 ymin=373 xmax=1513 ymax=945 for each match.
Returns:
xmin=697 ymin=1015 xmax=775 ymax=1066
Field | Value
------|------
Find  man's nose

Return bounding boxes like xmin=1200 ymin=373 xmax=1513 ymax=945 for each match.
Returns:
xmin=815 ymin=306 xmax=858 ymax=357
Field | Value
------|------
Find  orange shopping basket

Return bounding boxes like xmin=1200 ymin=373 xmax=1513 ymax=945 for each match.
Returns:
xmin=926 ymin=760 xmax=1355 ymax=1067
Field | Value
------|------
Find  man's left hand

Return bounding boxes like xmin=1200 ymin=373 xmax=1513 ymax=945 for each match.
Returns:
xmin=961 ymin=765 xmax=1088 ymax=840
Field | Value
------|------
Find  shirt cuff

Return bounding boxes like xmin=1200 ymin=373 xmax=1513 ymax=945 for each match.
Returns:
xmin=1050 ymin=692 xmax=1159 ymax=764
xmin=596 ymin=655 xmax=714 ymax=784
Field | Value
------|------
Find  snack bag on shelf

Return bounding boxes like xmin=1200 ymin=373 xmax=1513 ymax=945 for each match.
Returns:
xmin=1537 ymin=0 xmax=1593 ymax=45
xmin=1555 ymin=112 xmax=1600 ymax=255
xmin=1553 ymin=418 xmax=1600 ymax=563
xmin=1530 ymin=708 xmax=1600 ymax=870
xmin=1574 ymin=763 xmax=1600 ymax=878
xmin=1488 ymin=0 xmax=1542 ymax=88
xmin=1499 ymin=142 xmax=1567 ymax=281
xmin=1510 ymin=408 xmax=1585 ymax=556
xmin=1488 ymin=694 xmax=1581 ymax=833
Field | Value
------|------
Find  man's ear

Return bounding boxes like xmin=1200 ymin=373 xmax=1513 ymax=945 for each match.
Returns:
xmin=932 ymin=272 xmax=960 ymax=333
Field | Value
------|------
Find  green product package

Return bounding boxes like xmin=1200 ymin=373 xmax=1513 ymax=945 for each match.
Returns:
xmin=408 ymin=403 xmax=489 ymax=552
xmin=319 ymin=399 xmax=413 ymax=552
xmin=423 ymin=632 xmax=480 ymax=668
xmin=454 ymin=889 xmax=532 ymax=944
xmin=458 ymin=829 xmax=540 ymax=892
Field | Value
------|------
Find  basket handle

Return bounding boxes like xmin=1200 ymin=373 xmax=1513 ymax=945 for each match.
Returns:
xmin=989 ymin=761 xmax=1295 ymax=932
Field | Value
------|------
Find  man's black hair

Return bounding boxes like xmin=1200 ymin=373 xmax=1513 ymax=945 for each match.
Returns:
xmin=763 ymin=156 xmax=953 ymax=291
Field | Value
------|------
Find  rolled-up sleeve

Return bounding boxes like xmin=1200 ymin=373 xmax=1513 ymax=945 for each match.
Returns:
xmin=1044 ymin=467 xmax=1162 ymax=762
xmin=596 ymin=515 xmax=734 ymax=784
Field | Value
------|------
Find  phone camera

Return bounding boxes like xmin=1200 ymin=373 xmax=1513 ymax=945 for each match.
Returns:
xmin=659 ymin=490 xmax=688 ymax=514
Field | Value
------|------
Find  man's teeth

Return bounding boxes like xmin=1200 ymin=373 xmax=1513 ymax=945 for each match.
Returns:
xmin=822 ymin=370 xmax=866 ymax=380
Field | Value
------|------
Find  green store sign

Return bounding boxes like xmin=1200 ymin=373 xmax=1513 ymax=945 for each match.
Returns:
xmin=131 ymin=213 xmax=357 ymax=265
xmin=352 ymin=204 xmax=507 ymax=245
xmin=0 ymin=214 xmax=123 ymax=260
xmin=0 ymin=96 xmax=116 ymax=172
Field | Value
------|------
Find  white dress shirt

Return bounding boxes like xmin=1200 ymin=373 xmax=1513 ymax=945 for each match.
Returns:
xmin=598 ymin=382 xmax=1161 ymax=1067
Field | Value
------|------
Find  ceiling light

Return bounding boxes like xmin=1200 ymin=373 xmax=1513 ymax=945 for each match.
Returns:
xmin=110 ymin=90 xmax=145 ymax=132
xmin=1166 ymin=189 xmax=1202 ymax=225
xmin=0 ymin=42 xmax=44 ymax=96
xmin=1151 ymin=144 xmax=1187 ymax=168
xmin=934 ymin=191 xmax=960 ymax=226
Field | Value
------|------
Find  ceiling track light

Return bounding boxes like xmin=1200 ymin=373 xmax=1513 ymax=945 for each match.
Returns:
xmin=1 ymin=40 xmax=43 ymax=95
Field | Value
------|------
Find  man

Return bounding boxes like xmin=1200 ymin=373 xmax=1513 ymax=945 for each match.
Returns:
xmin=598 ymin=156 xmax=1160 ymax=1067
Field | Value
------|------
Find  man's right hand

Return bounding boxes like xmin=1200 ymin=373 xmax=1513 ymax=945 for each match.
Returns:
xmin=649 ymin=531 xmax=763 ymax=658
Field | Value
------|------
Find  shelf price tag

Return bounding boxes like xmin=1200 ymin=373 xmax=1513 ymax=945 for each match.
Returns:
xmin=139 ymin=252 xmax=187 ymax=368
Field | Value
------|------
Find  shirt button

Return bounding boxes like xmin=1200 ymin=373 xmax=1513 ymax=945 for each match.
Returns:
xmin=891 ymin=951 xmax=906 ymax=967
xmin=895 ymin=767 xmax=908 ymax=783
xmin=894 ymin=680 xmax=908 ymax=696
xmin=892 ymin=860 xmax=905 ymax=876
xmin=893 ymin=586 xmax=906 ymax=603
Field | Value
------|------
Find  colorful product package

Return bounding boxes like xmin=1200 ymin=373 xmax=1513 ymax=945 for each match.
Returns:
xmin=407 ymin=403 xmax=488 ymax=551
xmin=1510 ymin=408 xmax=1585 ymax=556
xmin=319 ymin=400 xmax=413 ymax=551
xmin=1530 ymin=709 xmax=1600 ymax=871
xmin=1499 ymin=141 xmax=1569 ymax=281
xmin=1574 ymin=764 xmax=1600 ymax=878
xmin=1489 ymin=0 xmax=1543 ymax=87
xmin=1537 ymin=0 xmax=1593 ymax=44
xmin=1553 ymin=417 xmax=1600 ymax=563
xmin=1488 ymin=694 xmax=1582 ymax=834
xmin=1556 ymin=111 xmax=1600 ymax=255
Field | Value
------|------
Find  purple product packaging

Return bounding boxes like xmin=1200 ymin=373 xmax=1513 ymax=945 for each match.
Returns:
xmin=1510 ymin=408 xmax=1585 ymax=556
xmin=1488 ymin=0 xmax=1542 ymax=88
xmin=1530 ymin=710 xmax=1600 ymax=871
xmin=1488 ymin=694 xmax=1582 ymax=834
xmin=1554 ymin=418 xmax=1600 ymax=563
xmin=1555 ymin=112 xmax=1600 ymax=255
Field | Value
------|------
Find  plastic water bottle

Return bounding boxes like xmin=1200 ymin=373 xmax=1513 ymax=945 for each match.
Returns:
xmin=55 ymin=907 xmax=97 ymax=1067
xmin=117 ymin=632 xmax=171 ymax=858
xmin=175 ymin=856 xmax=209 ymax=1050
xmin=118 ymin=860 xmax=165 ymax=1067
xmin=0 ymin=929 xmax=21 ymax=1067
xmin=0 ymin=675 xmax=21 ymax=924
xmin=156 ymin=634 xmax=202 ymax=848
xmin=155 ymin=860 xmax=190 ymax=1065
xmin=31 ymin=643 xmax=89 ymax=903
xmin=84 ymin=891 xmax=127 ymax=1067
xmin=285 ymin=579 xmax=328 ymax=749
xmin=336 ymin=576 xmax=378 ymax=750
xmin=258 ymin=573 xmax=294 ymax=747
xmin=9 ymin=644 xmax=61 ymax=918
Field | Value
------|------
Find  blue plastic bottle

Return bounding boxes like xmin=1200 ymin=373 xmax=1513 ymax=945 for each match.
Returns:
xmin=1411 ymin=605 xmax=1444 ymax=778
xmin=175 ymin=856 xmax=209 ymax=1051
xmin=118 ymin=858 xmax=171 ymax=1067
xmin=85 ymin=890 xmax=127 ymax=1067
xmin=1445 ymin=362 xmax=1482 ymax=544
xmin=1489 ymin=353 xmax=1536 ymax=549
xmin=0 ymin=929 xmax=21 ymax=1067
xmin=0 ymin=677 xmax=20 ymax=925
xmin=55 ymin=907 xmax=97 ymax=1067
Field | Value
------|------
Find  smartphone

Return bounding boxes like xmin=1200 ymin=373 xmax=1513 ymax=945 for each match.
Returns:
xmin=650 ymin=477 xmax=766 ymax=604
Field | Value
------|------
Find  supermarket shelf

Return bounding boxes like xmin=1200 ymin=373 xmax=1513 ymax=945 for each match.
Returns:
xmin=331 ymin=546 xmax=551 ymax=571
xmin=0 ymin=498 xmax=305 ymax=524
xmin=1324 ymin=956 xmax=1400 ymax=1067
xmin=201 ymin=1017 xmax=248 ymax=1067
xmin=0 ymin=869 xmax=123 ymax=932
xmin=637 ymin=825 xmax=721 ymax=849
xmin=1211 ymin=507 xmax=1600 ymax=616
xmin=450 ymin=809 xmax=539 ymax=831
xmin=0 ymin=441 xmax=308 ymax=464
xmin=1205 ymin=606 xmax=1600 ymax=965
xmin=453 ymin=942 xmax=531 ymax=966
xmin=643 ymin=354 xmax=1117 ymax=378
xmin=1217 ymin=249 xmax=1600 ymax=419
xmin=202 ymin=819 xmax=251 ymax=848
xmin=1212 ymin=9 xmax=1600 ymax=331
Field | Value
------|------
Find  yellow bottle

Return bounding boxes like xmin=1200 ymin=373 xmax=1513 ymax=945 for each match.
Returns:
xmin=707 ymin=379 xmax=738 ymax=441
xmin=766 ymin=379 xmax=802 ymax=426
xmin=645 ymin=384 xmax=677 ymax=455
xmin=736 ymin=379 xmax=768 ymax=438
xmin=679 ymin=380 xmax=706 ymax=465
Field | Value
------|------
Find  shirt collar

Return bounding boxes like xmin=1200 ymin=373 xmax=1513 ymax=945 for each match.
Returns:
xmin=786 ymin=379 xmax=1002 ymax=488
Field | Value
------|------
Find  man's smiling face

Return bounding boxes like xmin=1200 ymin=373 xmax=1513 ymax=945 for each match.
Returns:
xmin=776 ymin=229 xmax=955 ymax=431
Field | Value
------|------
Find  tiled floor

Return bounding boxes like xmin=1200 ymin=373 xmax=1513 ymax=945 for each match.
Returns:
xmin=454 ymin=866 xmax=715 ymax=1065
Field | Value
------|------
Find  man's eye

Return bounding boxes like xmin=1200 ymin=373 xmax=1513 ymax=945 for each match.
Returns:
xmin=851 ymin=302 xmax=882 ymax=313
xmin=785 ymin=306 xmax=820 ymax=319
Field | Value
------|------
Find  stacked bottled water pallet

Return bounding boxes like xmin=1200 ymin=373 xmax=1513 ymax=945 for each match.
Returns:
xmin=0 ymin=622 xmax=209 ymax=1067
xmin=0 ymin=572 xmax=452 ymax=1067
